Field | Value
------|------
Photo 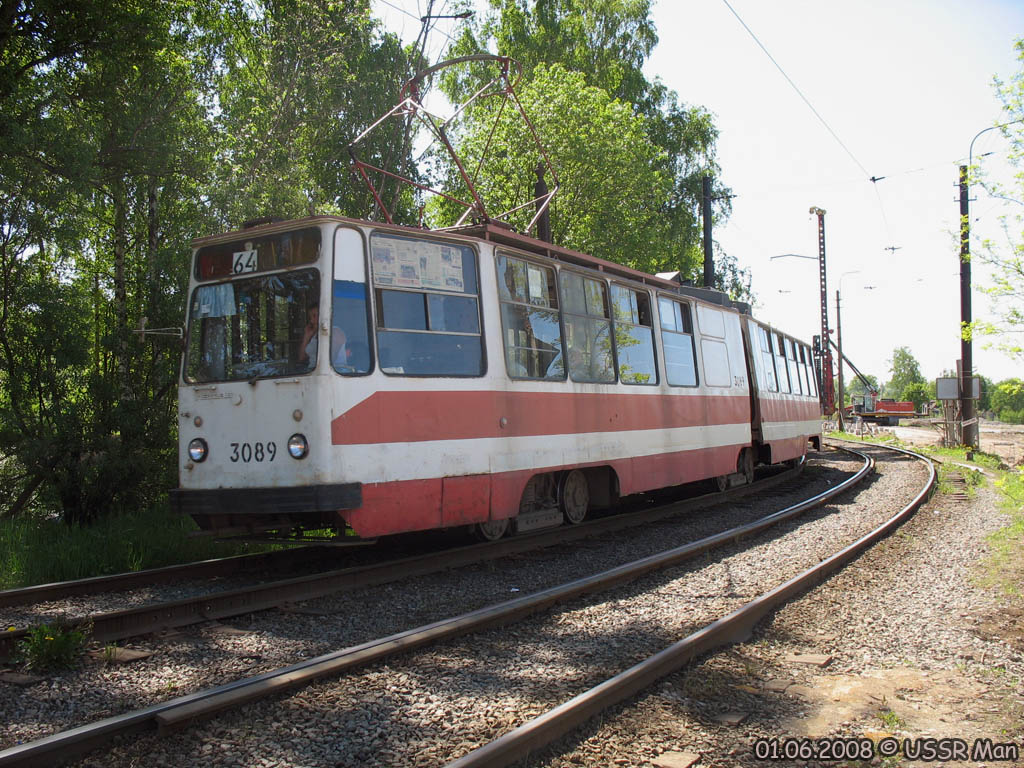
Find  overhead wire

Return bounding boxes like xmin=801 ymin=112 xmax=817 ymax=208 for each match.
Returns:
xmin=719 ymin=0 xmax=872 ymax=180
xmin=719 ymin=0 xmax=913 ymax=252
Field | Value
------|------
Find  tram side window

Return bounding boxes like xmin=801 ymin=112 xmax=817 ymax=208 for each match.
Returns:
xmin=611 ymin=285 xmax=657 ymax=385
xmin=497 ymin=254 xmax=565 ymax=379
xmin=560 ymin=272 xmax=615 ymax=383
xmin=658 ymin=297 xmax=698 ymax=386
xmin=803 ymin=344 xmax=818 ymax=396
xmin=797 ymin=345 xmax=810 ymax=397
xmin=370 ymin=234 xmax=482 ymax=376
xmin=786 ymin=339 xmax=803 ymax=395
xmin=759 ymin=326 xmax=778 ymax=392
xmin=774 ymin=332 xmax=790 ymax=393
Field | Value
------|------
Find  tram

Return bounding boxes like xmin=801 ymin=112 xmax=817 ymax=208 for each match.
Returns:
xmin=170 ymin=216 xmax=821 ymax=540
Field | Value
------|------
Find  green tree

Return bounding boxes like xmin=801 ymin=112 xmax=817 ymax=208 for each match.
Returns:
xmin=207 ymin=0 xmax=414 ymax=227
xmin=975 ymin=39 xmax=1024 ymax=361
xmin=434 ymin=64 xmax=676 ymax=272
xmin=439 ymin=0 xmax=748 ymax=297
xmin=977 ymin=374 xmax=994 ymax=411
xmin=901 ymin=381 xmax=931 ymax=411
xmin=884 ymin=346 xmax=925 ymax=400
xmin=991 ymin=378 xmax=1024 ymax=422
xmin=0 ymin=0 xmax=221 ymax=522
xmin=0 ymin=0 xmax=419 ymax=523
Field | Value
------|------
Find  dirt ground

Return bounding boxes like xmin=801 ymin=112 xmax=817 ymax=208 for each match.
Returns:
xmin=891 ymin=420 xmax=1024 ymax=467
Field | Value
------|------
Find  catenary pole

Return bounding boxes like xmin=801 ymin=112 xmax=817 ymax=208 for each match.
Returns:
xmin=702 ymin=176 xmax=714 ymax=288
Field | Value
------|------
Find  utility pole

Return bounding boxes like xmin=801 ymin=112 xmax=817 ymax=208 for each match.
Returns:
xmin=958 ymin=165 xmax=977 ymax=451
xmin=810 ymin=206 xmax=835 ymax=416
xmin=702 ymin=175 xmax=714 ymax=288
xmin=836 ymin=290 xmax=845 ymax=430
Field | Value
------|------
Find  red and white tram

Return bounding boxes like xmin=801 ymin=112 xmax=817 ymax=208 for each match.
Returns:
xmin=171 ymin=216 xmax=821 ymax=539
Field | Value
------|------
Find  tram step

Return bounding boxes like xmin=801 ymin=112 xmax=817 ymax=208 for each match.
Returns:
xmin=515 ymin=506 xmax=563 ymax=533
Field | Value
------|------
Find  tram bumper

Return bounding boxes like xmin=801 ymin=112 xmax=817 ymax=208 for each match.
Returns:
xmin=170 ymin=483 xmax=362 ymax=531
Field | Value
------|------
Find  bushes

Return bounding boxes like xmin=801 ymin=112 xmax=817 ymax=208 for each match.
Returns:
xmin=0 ymin=504 xmax=277 ymax=589
xmin=999 ymin=408 xmax=1024 ymax=425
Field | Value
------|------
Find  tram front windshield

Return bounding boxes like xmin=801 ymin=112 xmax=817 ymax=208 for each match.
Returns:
xmin=184 ymin=269 xmax=321 ymax=383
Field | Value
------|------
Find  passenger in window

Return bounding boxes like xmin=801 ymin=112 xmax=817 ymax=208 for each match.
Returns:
xmin=330 ymin=325 xmax=349 ymax=370
xmin=298 ymin=306 xmax=319 ymax=369
xmin=331 ymin=325 xmax=370 ymax=373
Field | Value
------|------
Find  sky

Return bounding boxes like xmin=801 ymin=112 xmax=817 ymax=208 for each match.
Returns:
xmin=371 ymin=0 xmax=1024 ymax=385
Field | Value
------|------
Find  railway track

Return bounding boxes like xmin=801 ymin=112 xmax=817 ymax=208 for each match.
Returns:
xmin=0 ymin=444 xmax=909 ymax=768
xmin=446 ymin=442 xmax=935 ymax=767
xmin=0 ymin=459 xmax=806 ymax=661
xmin=0 ymin=546 xmax=341 ymax=610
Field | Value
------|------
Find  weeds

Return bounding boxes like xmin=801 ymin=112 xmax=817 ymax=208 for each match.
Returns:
xmin=877 ymin=700 xmax=906 ymax=731
xmin=19 ymin=620 xmax=89 ymax=671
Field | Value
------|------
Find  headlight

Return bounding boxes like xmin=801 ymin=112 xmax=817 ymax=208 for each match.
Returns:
xmin=287 ymin=433 xmax=309 ymax=459
xmin=188 ymin=438 xmax=208 ymax=463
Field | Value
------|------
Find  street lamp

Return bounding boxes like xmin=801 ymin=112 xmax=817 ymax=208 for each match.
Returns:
xmin=959 ymin=119 xmax=1024 ymax=451
xmin=771 ymin=213 xmax=834 ymax=418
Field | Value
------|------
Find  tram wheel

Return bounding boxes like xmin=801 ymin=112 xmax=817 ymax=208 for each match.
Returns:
xmin=559 ymin=469 xmax=589 ymax=524
xmin=475 ymin=518 xmax=510 ymax=541
xmin=714 ymin=474 xmax=729 ymax=492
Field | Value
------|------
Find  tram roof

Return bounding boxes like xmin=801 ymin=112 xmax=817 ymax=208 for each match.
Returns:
xmin=192 ymin=215 xmax=750 ymax=315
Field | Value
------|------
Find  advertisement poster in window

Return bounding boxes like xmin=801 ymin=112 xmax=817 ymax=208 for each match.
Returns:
xmin=420 ymin=243 xmax=443 ymax=289
xmin=441 ymin=246 xmax=464 ymax=292
xmin=372 ymin=241 xmax=397 ymax=285
xmin=396 ymin=240 xmax=421 ymax=287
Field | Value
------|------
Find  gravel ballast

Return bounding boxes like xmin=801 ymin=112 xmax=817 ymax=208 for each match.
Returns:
xmin=1 ymin=451 xmax=859 ymax=754
xmin=4 ymin=444 xmax=946 ymax=768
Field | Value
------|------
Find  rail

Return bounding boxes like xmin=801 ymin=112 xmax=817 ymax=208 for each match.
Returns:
xmin=0 ymin=461 xmax=805 ymax=661
xmin=0 ymin=447 xmax=874 ymax=768
xmin=443 ymin=443 xmax=934 ymax=768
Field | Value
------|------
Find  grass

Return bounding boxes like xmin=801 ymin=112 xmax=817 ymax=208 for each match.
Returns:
xmin=0 ymin=502 xmax=282 ymax=590
xmin=982 ymin=470 xmax=1024 ymax=598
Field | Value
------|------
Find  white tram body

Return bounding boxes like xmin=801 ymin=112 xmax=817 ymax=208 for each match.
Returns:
xmin=172 ymin=216 xmax=821 ymax=537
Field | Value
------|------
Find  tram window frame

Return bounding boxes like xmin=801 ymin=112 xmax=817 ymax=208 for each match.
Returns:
xmin=496 ymin=253 xmax=566 ymax=381
xmin=774 ymin=332 xmax=791 ymax=393
xmin=330 ymin=226 xmax=374 ymax=377
xmin=559 ymin=270 xmax=616 ymax=384
xmin=786 ymin=338 xmax=803 ymax=395
xmin=658 ymin=296 xmax=699 ymax=387
xmin=610 ymin=283 xmax=658 ymax=386
xmin=369 ymin=232 xmax=485 ymax=378
xmin=194 ymin=227 xmax=321 ymax=281
xmin=796 ymin=344 xmax=810 ymax=397
xmin=803 ymin=344 xmax=818 ymax=396
xmin=759 ymin=326 xmax=778 ymax=392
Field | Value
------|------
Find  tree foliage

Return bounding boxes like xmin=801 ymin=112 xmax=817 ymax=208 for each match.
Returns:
xmin=439 ymin=0 xmax=748 ymax=297
xmin=976 ymin=39 xmax=1024 ymax=361
xmin=884 ymin=346 xmax=926 ymax=400
xmin=991 ymin=378 xmax=1024 ymax=423
xmin=0 ymin=0 xmax=415 ymax=523
xmin=433 ymin=63 xmax=676 ymax=272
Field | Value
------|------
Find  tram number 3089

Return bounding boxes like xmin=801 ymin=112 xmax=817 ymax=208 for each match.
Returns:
xmin=230 ymin=442 xmax=276 ymax=463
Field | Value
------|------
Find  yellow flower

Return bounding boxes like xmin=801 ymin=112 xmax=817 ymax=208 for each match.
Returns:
xmin=5 ymin=626 xmax=14 ymax=632
xmin=45 ymin=636 xmax=54 ymax=641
